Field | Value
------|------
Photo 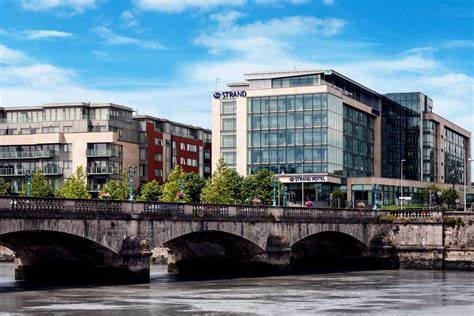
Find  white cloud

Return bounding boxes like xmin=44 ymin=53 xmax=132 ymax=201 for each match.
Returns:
xmin=195 ymin=15 xmax=346 ymax=58
xmin=121 ymin=10 xmax=140 ymax=29
xmin=20 ymin=0 xmax=97 ymax=13
xmin=24 ymin=29 xmax=74 ymax=39
xmin=0 ymin=45 xmax=28 ymax=65
xmin=92 ymin=26 xmax=165 ymax=49
xmin=442 ymin=40 xmax=474 ymax=49
xmin=135 ymin=0 xmax=245 ymax=13
xmin=322 ymin=0 xmax=334 ymax=5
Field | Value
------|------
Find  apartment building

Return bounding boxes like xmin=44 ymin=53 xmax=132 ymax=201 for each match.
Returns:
xmin=134 ymin=115 xmax=212 ymax=185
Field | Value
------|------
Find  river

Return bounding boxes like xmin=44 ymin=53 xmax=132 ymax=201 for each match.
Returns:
xmin=0 ymin=263 xmax=473 ymax=315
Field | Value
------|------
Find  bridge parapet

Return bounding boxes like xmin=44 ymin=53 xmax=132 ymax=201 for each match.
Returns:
xmin=0 ymin=195 xmax=449 ymax=223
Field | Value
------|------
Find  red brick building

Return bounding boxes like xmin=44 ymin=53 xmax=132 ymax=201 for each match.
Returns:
xmin=134 ymin=115 xmax=211 ymax=185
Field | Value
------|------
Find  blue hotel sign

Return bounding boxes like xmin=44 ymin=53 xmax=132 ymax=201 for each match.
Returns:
xmin=213 ymin=91 xmax=247 ymax=99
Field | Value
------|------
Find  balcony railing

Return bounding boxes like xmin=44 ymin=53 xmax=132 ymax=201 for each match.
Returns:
xmin=0 ymin=166 xmax=63 ymax=176
xmin=0 ymin=150 xmax=56 ymax=160
xmin=86 ymin=149 xmax=117 ymax=157
xmin=88 ymin=166 xmax=120 ymax=175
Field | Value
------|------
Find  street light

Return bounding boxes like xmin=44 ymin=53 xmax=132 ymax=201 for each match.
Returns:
xmin=25 ymin=170 xmax=32 ymax=197
xmin=128 ymin=166 xmax=137 ymax=201
xmin=464 ymin=157 xmax=472 ymax=212
xmin=400 ymin=159 xmax=406 ymax=210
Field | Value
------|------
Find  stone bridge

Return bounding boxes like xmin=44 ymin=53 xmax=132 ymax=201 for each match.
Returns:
xmin=0 ymin=197 xmax=472 ymax=284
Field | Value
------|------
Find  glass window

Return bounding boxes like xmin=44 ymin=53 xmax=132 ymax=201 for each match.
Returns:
xmin=287 ymin=96 xmax=295 ymax=111
xmin=269 ymin=97 xmax=278 ymax=112
xmin=269 ymin=113 xmax=278 ymax=129
xmin=295 ymin=129 xmax=304 ymax=145
xmin=278 ymin=96 xmax=287 ymax=111
xmin=295 ymin=112 xmax=304 ymax=128
xmin=221 ymin=118 xmax=236 ymax=131
xmin=287 ymin=112 xmax=294 ymax=128
xmin=221 ymin=135 xmax=236 ymax=148
xmin=278 ymin=113 xmax=286 ymax=129
xmin=303 ymin=94 xmax=312 ymax=110
xmin=295 ymin=95 xmax=303 ymax=111
xmin=252 ymin=98 xmax=261 ymax=113
xmin=221 ymin=101 xmax=236 ymax=114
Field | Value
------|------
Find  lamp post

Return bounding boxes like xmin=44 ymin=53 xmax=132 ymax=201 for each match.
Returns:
xmin=372 ymin=184 xmax=379 ymax=211
xmin=25 ymin=170 xmax=32 ymax=197
xmin=178 ymin=179 xmax=185 ymax=203
xmin=128 ymin=166 xmax=136 ymax=201
xmin=465 ymin=158 xmax=473 ymax=212
xmin=301 ymin=161 xmax=304 ymax=207
xmin=400 ymin=159 xmax=406 ymax=210
xmin=282 ymin=186 xmax=287 ymax=207
xmin=272 ymin=177 xmax=277 ymax=207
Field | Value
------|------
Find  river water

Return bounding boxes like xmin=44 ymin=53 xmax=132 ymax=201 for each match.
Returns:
xmin=0 ymin=263 xmax=473 ymax=315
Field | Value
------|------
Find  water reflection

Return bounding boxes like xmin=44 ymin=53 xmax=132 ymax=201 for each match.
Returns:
xmin=0 ymin=263 xmax=473 ymax=315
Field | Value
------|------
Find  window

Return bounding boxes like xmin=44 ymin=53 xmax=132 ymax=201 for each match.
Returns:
xmin=139 ymin=148 xmax=147 ymax=160
xmin=180 ymin=143 xmax=186 ymax=150
xmin=63 ymin=144 xmax=72 ymax=152
xmin=222 ymin=152 xmax=236 ymax=165
xmin=221 ymin=135 xmax=236 ymax=148
xmin=154 ymin=138 xmax=163 ymax=146
xmin=187 ymin=158 xmax=198 ymax=167
xmin=221 ymin=118 xmax=236 ymax=131
xmin=180 ymin=157 xmax=186 ymax=165
xmin=154 ymin=153 xmax=162 ymax=161
xmin=63 ymin=160 xmax=72 ymax=170
xmin=187 ymin=144 xmax=197 ymax=152
xmin=221 ymin=101 xmax=236 ymax=114
xmin=154 ymin=169 xmax=163 ymax=177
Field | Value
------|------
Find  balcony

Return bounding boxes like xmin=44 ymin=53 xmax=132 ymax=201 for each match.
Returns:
xmin=0 ymin=166 xmax=63 ymax=176
xmin=86 ymin=149 xmax=117 ymax=157
xmin=88 ymin=166 xmax=120 ymax=175
xmin=0 ymin=150 xmax=56 ymax=160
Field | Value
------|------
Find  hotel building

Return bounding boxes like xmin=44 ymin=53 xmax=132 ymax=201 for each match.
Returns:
xmin=211 ymin=70 xmax=471 ymax=206
xmin=0 ymin=103 xmax=211 ymax=195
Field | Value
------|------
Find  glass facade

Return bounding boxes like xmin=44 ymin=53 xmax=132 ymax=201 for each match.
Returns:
xmin=382 ymin=94 xmax=422 ymax=181
xmin=343 ymin=105 xmax=374 ymax=177
xmin=444 ymin=128 xmax=466 ymax=184
xmin=247 ymin=93 xmax=343 ymax=175
xmin=271 ymin=74 xmax=323 ymax=88
xmin=422 ymin=120 xmax=437 ymax=182
xmin=220 ymin=100 xmax=237 ymax=168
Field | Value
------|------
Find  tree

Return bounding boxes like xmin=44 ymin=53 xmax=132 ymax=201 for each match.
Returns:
xmin=183 ymin=172 xmax=206 ymax=203
xmin=442 ymin=188 xmax=459 ymax=209
xmin=419 ymin=184 xmax=442 ymax=205
xmin=137 ymin=180 xmax=162 ymax=201
xmin=29 ymin=169 xmax=53 ymax=197
xmin=241 ymin=169 xmax=276 ymax=205
xmin=200 ymin=159 xmax=243 ymax=204
xmin=57 ymin=166 xmax=90 ymax=199
xmin=0 ymin=178 xmax=10 ymax=195
xmin=99 ymin=172 xmax=130 ymax=200
xmin=160 ymin=166 xmax=189 ymax=202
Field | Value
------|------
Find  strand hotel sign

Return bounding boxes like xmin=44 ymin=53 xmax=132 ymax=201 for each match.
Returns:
xmin=278 ymin=175 xmax=328 ymax=183
xmin=213 ymin=91 xmax=247 ymax=99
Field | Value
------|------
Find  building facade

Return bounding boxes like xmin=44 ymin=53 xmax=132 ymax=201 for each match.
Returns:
xmin=134 ymin=115 xmax=212 ymax=185
xmin=0 ymin=103 xmax=140 ymax=195
xmin=211 ymin=70 xmax=471 ymax=206
xmin=0 ymin=103 xmax=212 ymax=195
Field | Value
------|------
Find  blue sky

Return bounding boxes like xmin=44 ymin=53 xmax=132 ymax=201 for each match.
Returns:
xmin=0 ymin=0 xmax=473 ymax=134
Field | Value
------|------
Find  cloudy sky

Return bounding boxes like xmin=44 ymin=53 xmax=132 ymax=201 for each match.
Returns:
xmin=0 ymin=0 xmax=472 ymax=135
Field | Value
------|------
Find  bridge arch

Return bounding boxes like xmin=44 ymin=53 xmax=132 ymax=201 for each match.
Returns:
xmin=0 ymin=230 xmax=123 ymax=283
xmin=159 ymin=229 xmax=267 ymax=276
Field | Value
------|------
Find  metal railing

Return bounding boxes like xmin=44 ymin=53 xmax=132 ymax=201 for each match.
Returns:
xmin=0 ymin=150 xmax=56 ymax=159
xmin=86 ymin=149 xmax=117 ymax=157
xmin=0 ymin=196 xmax=457 ymax=221
xmin=87 ymin=166 xmax=120 ymax=175
xmin=0 ymin=166 xmax=62 ymax=176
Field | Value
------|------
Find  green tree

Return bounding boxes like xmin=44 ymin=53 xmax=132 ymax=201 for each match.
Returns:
xmin=57 ymin=166 xmax=90 ymax=199
xmin=241 ymin=169 xmax=276 ymax=205
xmin=0 ymin=178 xmax=10 ymax=195
xmin=137 ymin=180 xmax=162 ymax=201
xmin=442 ymin=188 xmax=459 ymax=208
xmin=200 ymin=159 xmax=243 ymax=204
xmin=160 ymin=166 xmax=189 ymax=202
xmin=183 ymin=172 xmax=206 ymax=203
xmin=420 ymin=184 xmax=441 ymax=205
xmin=99 ymin=172 xmax=130 ymax=200
xmin=28 ymin=169 xmax=53 ymax=197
